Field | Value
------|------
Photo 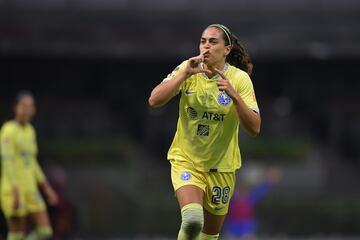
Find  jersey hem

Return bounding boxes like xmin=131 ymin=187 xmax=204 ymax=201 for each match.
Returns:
xmin=167 ymin=156 xmax=240 ymax=173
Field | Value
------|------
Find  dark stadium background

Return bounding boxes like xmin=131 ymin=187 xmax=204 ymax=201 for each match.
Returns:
xmin=1 ymin=0 xmax=360 ymax=239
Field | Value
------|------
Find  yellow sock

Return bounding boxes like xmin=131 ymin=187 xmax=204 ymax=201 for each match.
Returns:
xmin=7 ymin=232 xmax=24 ymax=240
xmin=198 ymin=232 xmax=219 ymax=240
xmin=25 ymin=226 xmax=52 ymax=240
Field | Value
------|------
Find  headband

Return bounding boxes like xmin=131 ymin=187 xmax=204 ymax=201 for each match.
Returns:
xmin=208 ymin=24 xmax=232 ymax=47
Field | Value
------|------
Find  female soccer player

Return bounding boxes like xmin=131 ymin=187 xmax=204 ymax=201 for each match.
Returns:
xmin=0 ymin=91 xmax=58 ymax=240
xmin=148 ymin=24 xmax=261 ymax=240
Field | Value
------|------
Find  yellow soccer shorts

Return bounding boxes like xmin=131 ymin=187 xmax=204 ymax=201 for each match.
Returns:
xmin=1 ymin=188 xmax=46 ymax=218
xmin=171 ymin=159 xmax=236 ymax=215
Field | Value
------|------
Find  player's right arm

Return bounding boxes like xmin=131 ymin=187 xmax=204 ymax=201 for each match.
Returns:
xmin=0 ymin=124 xmax=20 ymax=209
xmin=148 ymin=53 xmax=211 ymax=108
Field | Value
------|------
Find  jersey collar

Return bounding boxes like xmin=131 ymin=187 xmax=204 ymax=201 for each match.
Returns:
xmin=200 ymin=62 xmax=229 ymax=80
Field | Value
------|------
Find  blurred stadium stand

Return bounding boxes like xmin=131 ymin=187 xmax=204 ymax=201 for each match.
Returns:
xmin=1 ymin=0 xmax=360 ymax=59
xmin=1 ymin=0 xmax=360 ymax=239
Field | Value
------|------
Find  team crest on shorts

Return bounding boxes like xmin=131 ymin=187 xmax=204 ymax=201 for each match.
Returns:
xmin=181 ymin=171 xmax=192 ymax=181
xmin=218 ymin=91 xmax=232 ymax=106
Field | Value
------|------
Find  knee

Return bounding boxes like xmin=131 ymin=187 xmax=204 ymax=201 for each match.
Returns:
xmin=182 ymin=219 xmax=202 ymax=238
xmin=181 ymin=203 xmax=204 ymax=238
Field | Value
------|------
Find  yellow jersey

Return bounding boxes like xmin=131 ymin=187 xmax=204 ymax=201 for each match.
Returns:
xmin=163 ymin=60 xmax=259 ymax=172
xmin=0 ymin=121 xmax=46 ymax=192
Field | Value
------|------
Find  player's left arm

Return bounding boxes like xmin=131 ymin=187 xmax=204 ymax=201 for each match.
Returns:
xmin=38 ymin=180 xmax=59 ymax=206
xmin=32 ymin=129 xmax=59 ymax=206
xmin=215 ymin=68 xmax=261 ymax=137
xmin=34 ymin=158 xmax=59 ymax=206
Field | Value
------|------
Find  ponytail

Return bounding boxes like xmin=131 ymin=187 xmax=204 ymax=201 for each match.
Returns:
xmin=226 ymin=34 xmax=253 ymax=75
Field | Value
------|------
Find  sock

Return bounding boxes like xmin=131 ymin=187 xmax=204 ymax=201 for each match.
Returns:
xmin=25 ymin=226 xmax=52 ymax=240
xmin=198 ymin=232 xmax=219 ymax=240
xmin=7 ymin=232 xmax=24 ymax=240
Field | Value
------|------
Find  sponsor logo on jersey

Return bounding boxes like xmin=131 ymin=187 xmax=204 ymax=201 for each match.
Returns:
xmin=181 ymin=171 xmax=192 ymax=181
xmin=186 ymin=107 xmax=198 ymax=120
xmin=197 ymin=124 xmax=209 ymax=136
xmin=185 ymin=90 xmax=195 ymax=95
xmin=202 ymin=112 xmax=225 ymax=122
xmin=218 ymin=91 xmax=232 ymax=106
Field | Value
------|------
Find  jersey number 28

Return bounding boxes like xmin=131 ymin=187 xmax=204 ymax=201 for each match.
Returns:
xmin=211 ymin=186 xmax=231 ymax=204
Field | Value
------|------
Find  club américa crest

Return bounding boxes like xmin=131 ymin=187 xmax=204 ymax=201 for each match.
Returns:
xmin=218 ymin=91 xmax=232 ymax=106
xmin=180 ymin=171 xmax=192 ymax=181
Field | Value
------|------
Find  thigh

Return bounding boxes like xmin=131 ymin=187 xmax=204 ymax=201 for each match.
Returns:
xmin=6 ymin=216 xmax=26 ymax=232
xmin=176 ymin=185 xmax=204 ymax=209
xmin=202 ymin=208 xmax=227 ymax=235
xmin=30 ymin=211 xmax=51 ymax=227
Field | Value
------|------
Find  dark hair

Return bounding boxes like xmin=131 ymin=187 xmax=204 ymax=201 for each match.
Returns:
xmin=208 ymin=24 xmax=253 ymax=75
xmin=15 ymin=90 xmax=34 ymax=105
xmin=226 ymin=34 xmax=253 ymax=75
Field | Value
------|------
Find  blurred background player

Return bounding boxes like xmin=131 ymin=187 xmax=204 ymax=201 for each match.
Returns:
xmin=43 ymin=160 xmax=77 ymax=240
xmin=149 ymin=24 xmax=261 ymax=240
xmin=223 ymin=167 xmax=282 ymax=240
xmin=0 ymin=91 xmax=58 ymax=240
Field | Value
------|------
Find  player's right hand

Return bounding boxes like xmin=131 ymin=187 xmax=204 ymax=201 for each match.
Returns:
xmin=12 ymin=187 xmax=20 ymax=210
xmin=185 ymin=51 xmax=212 ymax=76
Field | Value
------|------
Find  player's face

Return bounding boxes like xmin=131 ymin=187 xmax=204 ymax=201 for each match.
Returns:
xmin=199 ymin=27 xmax=231 ymax=67
xmin=15 ymin=96 xmax=36 ymax=123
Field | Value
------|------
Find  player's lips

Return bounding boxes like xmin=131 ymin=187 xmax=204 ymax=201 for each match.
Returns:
xmin=203 ymin=53 xmax=210 ymax=58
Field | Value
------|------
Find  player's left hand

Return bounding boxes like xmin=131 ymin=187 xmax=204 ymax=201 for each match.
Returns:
xmin=214 ymin=68 xmax=238 ymax=100
xmin=46 ymin=188 xmax=59 ymax=206
xmin=42 ymin=182 xmax=59 ymax=206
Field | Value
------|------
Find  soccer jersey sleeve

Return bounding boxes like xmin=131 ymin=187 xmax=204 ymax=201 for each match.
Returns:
xmin=236 ymin=73 xmax=259 ymax=113
xmin=33 ymin=159 xmax=46 ymax=184
xmin=0 ymin=124 xmax=17 ymax=186
xmin=162 ymin=60 xmax=188 ymax=94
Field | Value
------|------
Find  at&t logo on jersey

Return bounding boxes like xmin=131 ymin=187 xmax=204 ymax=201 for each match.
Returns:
xmin=186 ymin=106 xmax=198 ymax=120
xmin=202 ymin=112 xmax=225 ymax=122
xmin=181 ymin=171 xmax=192 ymax=181
xmin=218 ymin=91 xmax=232 ymax=106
